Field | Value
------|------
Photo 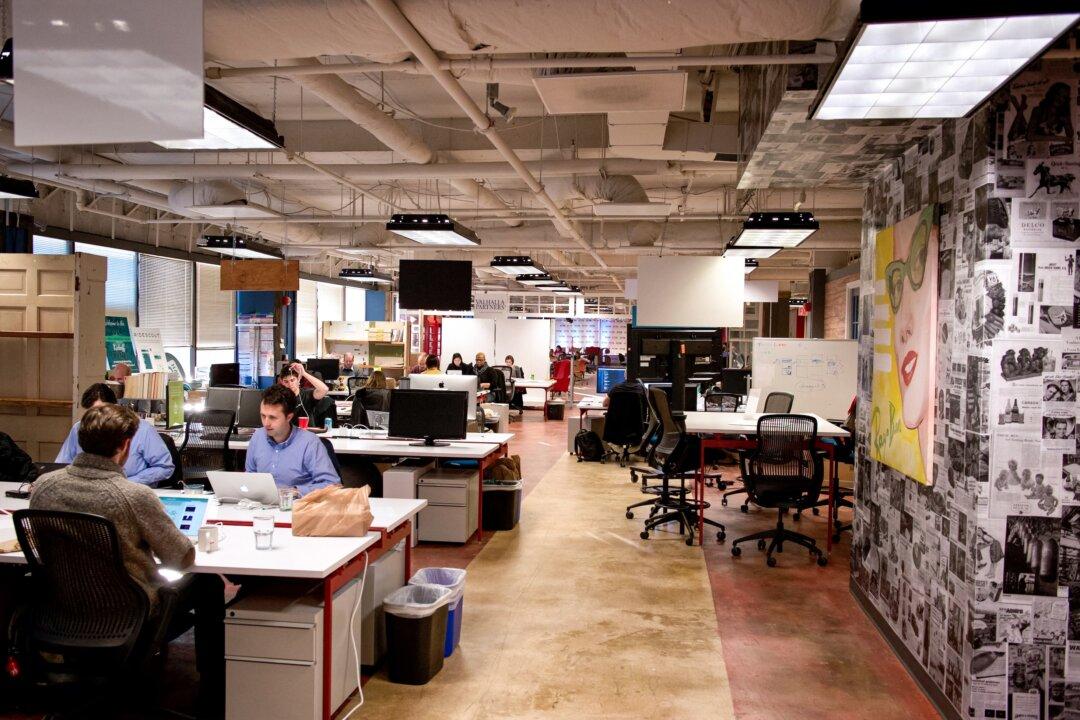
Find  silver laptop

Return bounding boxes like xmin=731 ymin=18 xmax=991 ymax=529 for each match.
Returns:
xmin=206 ymin=471 xmax=279 ymax=505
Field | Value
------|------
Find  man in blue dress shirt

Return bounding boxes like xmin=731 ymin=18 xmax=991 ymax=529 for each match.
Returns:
xmin=245 ymin=384 xmax=340 ymax=496
xmin=56 ymin=383 xmax=175 ymax=487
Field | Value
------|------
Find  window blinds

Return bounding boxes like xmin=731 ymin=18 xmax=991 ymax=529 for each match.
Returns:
xmin=296 ymin=279 xmax=318 ymax=357
xmin=74 ymin=243 xmax=137 ymax=324
xmin=33 ymin=236 xmax=71 ymax=255
xmin=195 ymin=262 xmax=235 ymax=348
xmin=345 ymin=286 xmax=366 ymax=321
xmin=138 ymin=255 xmax=192 ymax=347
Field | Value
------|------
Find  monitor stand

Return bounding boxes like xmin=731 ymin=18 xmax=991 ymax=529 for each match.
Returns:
xmin=410 ymin=436 xmax=451 ymax=447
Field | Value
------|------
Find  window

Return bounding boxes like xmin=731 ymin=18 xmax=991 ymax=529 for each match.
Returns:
xmin=139 ymin=255 xmax=193 ymax=378
xmin=316 ymin=282 xmax=344 ymax=352
xmin=74 ymin=243 xmax=138 ymax=325
xmin=847 ymin=285 xmax=860 ymax=340
xmin=195 ymin=262 xmax=236 ymax=379
xmin=296 ymin=279 xmax=318 ymax=358
xmin=345 ymin=286 xmax=367 ymax=321
xmin=33 ymin=236 xmax=71 ymax=254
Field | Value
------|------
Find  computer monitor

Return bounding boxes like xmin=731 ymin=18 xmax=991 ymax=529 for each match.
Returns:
xmin=648 ymin=382 xmax=698 ymax=412
xmin=305 ymin=357 xmax=340 ymax=382
xmin=388 ymin=389 xmax=468 ymax=447
xmin=407 ymin=373 xmax=478 ymax=420
xmin=720 ymin=369 xmax=750 ymax=396
xmin=237 ymin=389 xmax=263 ymax=428
xmin=160 ymin=496 xmax=209 ymax=538
xmin=209 ymin=363 xmax=240 ymax=387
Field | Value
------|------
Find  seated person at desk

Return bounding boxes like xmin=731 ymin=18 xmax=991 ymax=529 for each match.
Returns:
xmin=247 ymin=385 xmax=340 ymax=496
xmin=421 ymin=354 xmax=442 ymax=375
xmin=409 ymin=352 xmax=428 ymax=375
xmin=56 ymin=383 xmax=175 ymax=487
xmin=107 ymin=361 xmax=132 ymax=398
xmin=446 ymin=353 xmax=475 ymax=375
xmin=278 ymin=361 xmax=334 ymax=428
xmin=33 ymin=404 xmax=224 ymax=710
xmin=603 ymin=376 xmax=646 ymax=407
xmin=474 ymin=352 xmax=507 ymax=403
xmin=505 ymin=355 xmax=525 ymax=411
xmin=339 ymin=352 xmax=358 ymax=378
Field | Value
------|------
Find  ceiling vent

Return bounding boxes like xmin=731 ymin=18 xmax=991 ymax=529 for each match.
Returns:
xmin=532 ymin=71 xmax=687 ymax=114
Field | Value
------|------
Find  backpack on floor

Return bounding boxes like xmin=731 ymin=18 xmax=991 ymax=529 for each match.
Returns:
xmin=574 ymin=430 xmax=604 ymax=462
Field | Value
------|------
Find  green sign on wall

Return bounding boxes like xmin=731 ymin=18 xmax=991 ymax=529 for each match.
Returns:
xmin=104 ymin=316 xmax=137 ymax=370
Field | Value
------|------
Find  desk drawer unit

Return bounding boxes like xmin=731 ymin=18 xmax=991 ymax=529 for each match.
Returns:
xmin=417 ymin=469 xmax=478 ymax=543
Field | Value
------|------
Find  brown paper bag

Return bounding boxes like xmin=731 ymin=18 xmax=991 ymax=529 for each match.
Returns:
xmin=291 ymin=485 xmax=374 ymax=537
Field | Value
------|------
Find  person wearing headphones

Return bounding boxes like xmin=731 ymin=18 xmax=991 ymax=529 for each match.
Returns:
xmin=277 ymin=361 xmax=332 ymax=427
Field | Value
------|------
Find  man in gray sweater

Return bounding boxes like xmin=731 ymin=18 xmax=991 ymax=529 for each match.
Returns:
xmin=31 ymin=404 xmax=224 ymax=716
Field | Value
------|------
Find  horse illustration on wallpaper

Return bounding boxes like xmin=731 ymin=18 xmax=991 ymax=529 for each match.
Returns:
xmin=871 ymin=205 xmax=938 ymax=485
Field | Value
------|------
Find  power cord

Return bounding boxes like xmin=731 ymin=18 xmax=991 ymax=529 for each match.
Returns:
xmin=338 ymin=550 xmax=369 ymax=720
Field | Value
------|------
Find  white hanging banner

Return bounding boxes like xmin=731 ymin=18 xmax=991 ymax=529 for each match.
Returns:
xmin=473 ymin=292 xmax=509 ymax=320
xmin=131 ymin=327 xmax=168 ymax=373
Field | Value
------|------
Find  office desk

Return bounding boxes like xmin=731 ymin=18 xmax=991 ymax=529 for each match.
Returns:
xmin=228 ymin=435 xmax=508 ymax=541
xmin=577 ymin=396 xmax=606 ymax=420
xmin=514 ymin=379 xmax=556 ymax=418
xmin=682 ymin=412 xmax=849 ymax=556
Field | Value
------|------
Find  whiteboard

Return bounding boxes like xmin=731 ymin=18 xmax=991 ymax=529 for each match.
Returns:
xmin=494 ymin=319 xmax=551 ymax=382
xmin=751 ymin=338 xmax=857 ymax=421
xmin=441 ymin=318 xmax=495 ymax=365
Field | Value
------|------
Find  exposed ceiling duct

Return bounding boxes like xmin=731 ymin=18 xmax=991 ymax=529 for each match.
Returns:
xmin=203 ymin=0 xmax=858 ymax=63
xmin=547 ymin=175 xmax=662 ymax=247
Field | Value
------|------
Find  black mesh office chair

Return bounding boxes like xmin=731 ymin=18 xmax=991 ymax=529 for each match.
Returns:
xmin=157 ymin=432 xmax=184 ymax=490
xmin=730 ymin=415 xmax=828 ymax=567
xmin=628 ymin=387 xmax=725 ymax=546
xmin=12 ymin=510 xmax=190 ymax=698
xmin=602 ymin=391 xmax=647 ymax=466
xmin=320 ymin=436 xmax=342 ymax=475
xmin=179 ymin=409 xmax=236 ymax=487
xmin=723 ymin=391 xmax=796 ymax=511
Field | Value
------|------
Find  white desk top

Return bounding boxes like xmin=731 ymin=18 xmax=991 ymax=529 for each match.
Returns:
xmin=515 ymin=379 xmax=555 ymax=389
xmin=230 ymin=432 xmax=502 ymax=459
xmin=577 ymin=396 xmax=606 ymax=411
xmin=682 ymin=411 xmax=849 ymax=438
xmin=326 ymin=428 xmax=513 ymax=445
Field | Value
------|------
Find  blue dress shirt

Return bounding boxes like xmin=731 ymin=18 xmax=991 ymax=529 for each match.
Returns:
xmin=56 ymin=419 xmax=175 ymax=487
xmin=245 ymin=426 xmax=340 ymax=496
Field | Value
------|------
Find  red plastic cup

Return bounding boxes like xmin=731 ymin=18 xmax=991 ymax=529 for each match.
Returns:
xmin=298 ymin=416 xmax=309 ymax=429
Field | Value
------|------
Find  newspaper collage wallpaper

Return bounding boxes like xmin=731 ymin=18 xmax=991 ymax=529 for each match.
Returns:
xmin=852 ymin=58 xmax=1079 ymax=720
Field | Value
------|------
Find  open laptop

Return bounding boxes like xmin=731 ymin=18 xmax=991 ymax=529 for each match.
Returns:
xmin=160 ymin=496 xmax=209 ymax=539
xmin=206 ymin=471 xmax=279 ymax=505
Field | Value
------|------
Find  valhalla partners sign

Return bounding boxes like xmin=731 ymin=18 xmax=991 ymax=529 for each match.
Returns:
xmin=473 ymin=292 xmax=509 ymax=320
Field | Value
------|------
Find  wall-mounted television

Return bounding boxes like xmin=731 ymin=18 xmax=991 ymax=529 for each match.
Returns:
xmin=397 ymin=260 xmax=472 ymax=311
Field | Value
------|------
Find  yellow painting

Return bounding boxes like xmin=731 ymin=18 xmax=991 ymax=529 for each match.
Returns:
xmin=871 ymin=205 xmax=938 ymax=485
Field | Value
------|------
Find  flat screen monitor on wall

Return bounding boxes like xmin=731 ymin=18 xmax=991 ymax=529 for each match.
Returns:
xmin=398 ymin=260 xmax=472 ymax=311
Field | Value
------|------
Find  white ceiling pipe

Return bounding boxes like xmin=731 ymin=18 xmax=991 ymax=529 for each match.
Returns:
xmin=208 ymin=50 xmax=837 ymax=80
xmin=291 ymin=58 xmax=521 ymax=226
xmin=4 ymin=158 xmax=734 ymax=182
xmin=127 ymin=211 xmax=862 ymax=225
xmin=365 ymin=0 xmax=608 ymax=269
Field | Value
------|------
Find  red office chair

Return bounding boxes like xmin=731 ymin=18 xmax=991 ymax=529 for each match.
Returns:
xmin=551 ymin=359 xmax=571 ymax=395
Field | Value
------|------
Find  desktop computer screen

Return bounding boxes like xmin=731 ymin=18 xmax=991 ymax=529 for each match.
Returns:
xmin=236 ymin=389 xmax=263 ymax=428
xmin=407 ymin=373 xmax=478 ymax=419
xmin=388 ymin=389 xmax=468 ymax=446
xmin=306 ymin=358 xmax=340 ymax=382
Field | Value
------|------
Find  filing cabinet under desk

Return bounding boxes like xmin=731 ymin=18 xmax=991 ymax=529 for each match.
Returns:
xmin=417 ymin=468 xmax=479 ymax=543
xmin=382 ymin=459 xmax=434 ymax=548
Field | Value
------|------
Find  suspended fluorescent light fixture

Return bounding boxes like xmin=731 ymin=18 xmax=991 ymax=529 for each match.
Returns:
xmin=198 ymin=235 xmax=282 ymax=260
xmin=0 ymin=176 xmax=39 ymax=200
xmin=490 ymin=256 xmax=544 ymax=275
xmin=537 ymin=282 xmax=581 ymax=294
xmin=155 ymin=86 xmax=285 ymax=150
xmin=744 ymin=259 xmax=759 ymax=274
xmin=724 ymin=243 xmax=780 ymax=260
xmin=339 ymin=267 xmax=393 ymax=285
xmin=811 ymin=5 xmax=1079 ymax=120
xmin=516 ymin=273 xmax=556 ymax=286
xmin=732 ymin=212 xmax=819 ymax=248
xmin=386 ymin=214 xmax=481 ymax=246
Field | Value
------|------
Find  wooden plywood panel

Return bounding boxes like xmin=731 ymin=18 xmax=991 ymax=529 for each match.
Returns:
xmin=37 ymin=268 xmax=73 ymax=295
xmin=0 ymin=307 xmax=27 ymax=331
xmin=0 ymin=413 xmax=73 ymax=461
xmin=0 ymin=268 xmax=26 ymax=293
xmin=38 ymin=307 xmax=73 ymax=333
xmin=219 ymin=259 xmax=299 ymax=291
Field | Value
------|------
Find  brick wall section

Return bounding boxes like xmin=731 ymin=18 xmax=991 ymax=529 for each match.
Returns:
xmin=824 ymin=277 xmax=849 ymax=339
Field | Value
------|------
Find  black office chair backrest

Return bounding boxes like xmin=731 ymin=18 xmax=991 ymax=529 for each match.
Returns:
xmin=634 ymin=387 xmax=662 ymax=458
xmin=603 ymin=390 xmax=647 ymax=446
xmin=347 ymin=376 xmax=367 ymax=394
xmin=704 ymin=391 xmax=741 ymax=412
xmin=319 ymin=437 xmax=342 ymax=475
xmin=648 ymin=386 xmax=691 ymax=474
xmin=180 ymin=409 xmax=235 ymax=472
xmin=157 ymin=432 xmax=184 ymax=489
xmin=13 ymin=509 xmax=149 ymax=659
xmin=762 ymin=391 xmax=795 ymax=414
xmin=742 ymin=414 xmax=822 ymax=507
xmin=359 ymin=388 xmax=392 ymax=412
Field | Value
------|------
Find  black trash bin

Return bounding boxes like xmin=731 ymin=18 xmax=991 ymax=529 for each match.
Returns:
xmin=383 ymin=584 xmax=452 ymax=685
xmin=483 ymin=480 xmax=523 ymax=531
xmin=546 ymin=401 xmax=566 ymax=420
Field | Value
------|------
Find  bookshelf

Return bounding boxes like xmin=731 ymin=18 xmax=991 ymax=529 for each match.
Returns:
xmin=321 ymin=320 xmax=412 ymax=378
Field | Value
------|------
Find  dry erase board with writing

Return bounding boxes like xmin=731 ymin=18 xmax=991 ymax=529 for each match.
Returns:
xmin=751 ymin=338 xmax=857 ymax=420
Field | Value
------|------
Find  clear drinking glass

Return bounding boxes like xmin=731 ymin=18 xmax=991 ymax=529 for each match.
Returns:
xmin=183 ymin=483 xmax=205 ymax=495
xmin=278 ymin=487 xmax=299 ymax=511
xmin=253 ymin=514 xmax=274 ymax=550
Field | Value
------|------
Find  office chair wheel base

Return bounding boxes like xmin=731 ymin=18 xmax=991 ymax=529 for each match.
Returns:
xmin=817 ymin=555 xmax=828 ymax=567
xmin=626 ymin=511 xmax=634 ymax=519
xmin=740 ymin=505 xmax=748 ymax=513
xmin=717 ymin=531 xmax=725 ymax=541
xmin=721 ymin=498 xmax=728 ymax=506
xmin=756 ymin=539 xmax=767 ymax=551
xmin=730 ymin=546 xmax=741 ymax=557
xmin=766 ymin=556 xmax=778 ymax=567
xmin=812 ymin=508 xmax=820 ymax=516
xmin=685 ymin=537 xmax=695 ymax=546
xmin=640 ymin=531 xmax=649 ymax=540
xmin=832 ymin=533 xmax=842 ymax=543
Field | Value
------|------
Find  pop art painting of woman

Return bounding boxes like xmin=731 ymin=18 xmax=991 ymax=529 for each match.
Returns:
xmin=871 ymin=205 xmax=938 ymax=485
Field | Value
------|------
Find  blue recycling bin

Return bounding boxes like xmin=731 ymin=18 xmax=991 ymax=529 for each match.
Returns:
xmin=409 ymin=567 xmax=466 ymax=657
